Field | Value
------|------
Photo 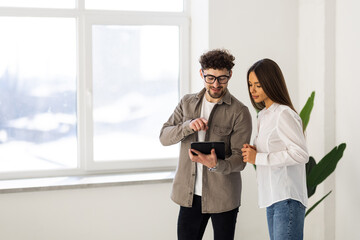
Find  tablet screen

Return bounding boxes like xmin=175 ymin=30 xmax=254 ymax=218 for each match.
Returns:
xmin=190 ymin=141 xmax=225 ymax=159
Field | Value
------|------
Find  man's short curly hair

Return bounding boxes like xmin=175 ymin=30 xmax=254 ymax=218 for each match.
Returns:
xmin=199 ymin=49 xmax=235 ymax=71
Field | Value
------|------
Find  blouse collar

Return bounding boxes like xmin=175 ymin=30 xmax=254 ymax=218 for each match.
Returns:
xmin=266 ymin=102 xmax=280 ymax=112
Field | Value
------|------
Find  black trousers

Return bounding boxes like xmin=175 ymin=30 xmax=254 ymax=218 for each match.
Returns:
xmin=177 ymin=195 xmax=239 ymax=240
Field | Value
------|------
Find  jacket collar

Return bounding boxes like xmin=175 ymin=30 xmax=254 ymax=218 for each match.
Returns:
xmin=196 ymin=88 xmax=232 ymax=105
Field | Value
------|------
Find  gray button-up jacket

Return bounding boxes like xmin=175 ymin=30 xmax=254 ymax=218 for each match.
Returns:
xmin=160 ymin=88 xmax=252 ymax=213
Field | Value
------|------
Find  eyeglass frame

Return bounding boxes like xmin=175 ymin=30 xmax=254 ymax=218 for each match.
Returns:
xmin=201 ymin=69 xmax=231 ymax=84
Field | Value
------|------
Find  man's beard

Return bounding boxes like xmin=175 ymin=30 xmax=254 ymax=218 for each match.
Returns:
xmin=207 ymin=87 xmax=225 ymax=99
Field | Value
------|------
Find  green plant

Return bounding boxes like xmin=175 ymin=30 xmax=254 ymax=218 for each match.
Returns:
xmin=299 ymin=91 xmax=346 ymax=217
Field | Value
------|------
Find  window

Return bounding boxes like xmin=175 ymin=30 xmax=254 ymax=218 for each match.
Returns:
xmin=0 ymin=0 xmax=74 ymax=9
xmin=0 ymin=1 xmax=189 ymax=179
xmin=92 ymin=25 xmax=179 ymax=162
xmin=85 ymin=0 xmax=183 ymax=12
xmin=0 ymin=17 xmax=77 ymax=174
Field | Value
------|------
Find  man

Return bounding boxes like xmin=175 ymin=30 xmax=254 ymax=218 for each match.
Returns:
xmin=159 ymin=49 xmax=252 ymax=240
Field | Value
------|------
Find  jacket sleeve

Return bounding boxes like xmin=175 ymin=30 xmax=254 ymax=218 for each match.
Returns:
xmin=159 ymin=98 xmax=195 ymax=146
xmin=215 ymin=106 xmax=253 ymax=174
xmin=255 ymin=109 xmax=309 ymax=167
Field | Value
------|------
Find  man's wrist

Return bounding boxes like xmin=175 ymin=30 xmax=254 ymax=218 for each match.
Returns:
xmin=208 ymin=166 xmax=217 ymax=172
xmin=189 ymin=119 xmax=195 ymax=132
xmin=208 ymin=162 xmax=219 ymax=172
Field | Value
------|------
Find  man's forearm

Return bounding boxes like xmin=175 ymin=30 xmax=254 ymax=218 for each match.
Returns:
xmin=159 ymin=119 xmax=194 ymax=146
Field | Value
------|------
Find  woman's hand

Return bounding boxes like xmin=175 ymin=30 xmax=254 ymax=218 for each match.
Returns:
xmin=241 ymin=144 xmax=257 ymax=164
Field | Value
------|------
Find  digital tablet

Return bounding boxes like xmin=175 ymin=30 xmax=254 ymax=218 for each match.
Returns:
xmin=190 ymin=141 xmax=225 ymax=159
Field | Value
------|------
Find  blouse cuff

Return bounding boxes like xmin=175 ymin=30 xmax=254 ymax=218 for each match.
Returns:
xmin=255 ymin=153 xmax=268 ymax=166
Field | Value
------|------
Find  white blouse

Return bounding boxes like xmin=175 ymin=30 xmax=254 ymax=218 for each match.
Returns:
xmin=254 ymin=103 xmax=309 ymax=208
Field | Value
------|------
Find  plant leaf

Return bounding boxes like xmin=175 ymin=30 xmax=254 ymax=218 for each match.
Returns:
xmin=307 ymin=143 xmax=346 ymax=188
xmin=306 ymin=156 xmax=316 ymax=176
xmin=305 ymin=190 xmax=332 ymax=217
xmin=299 ymin=91 xmax=315 ymax=131
xmin=306 ymin=156 xmax=317 ymax=198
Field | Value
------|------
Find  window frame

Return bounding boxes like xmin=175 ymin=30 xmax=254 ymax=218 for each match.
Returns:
xmin=0 ymin=1 xmax=190 ymax=180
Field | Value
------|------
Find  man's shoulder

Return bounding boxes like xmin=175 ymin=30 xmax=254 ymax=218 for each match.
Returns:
xmin=181 ymin=92 xmax=198 ymax=100
xmin=227 ymin=93 xmax=248 ymax=110
xmin=180 ymin=89 xmax=205 ymax=103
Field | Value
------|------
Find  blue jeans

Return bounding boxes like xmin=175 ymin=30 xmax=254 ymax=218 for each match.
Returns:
xmin=178 ymin=195 xmax=239 ymax=240
xmin=266 ymin=199 xmax=306 ymax=240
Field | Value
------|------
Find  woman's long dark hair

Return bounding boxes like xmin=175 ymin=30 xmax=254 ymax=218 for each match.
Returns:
xmin=247 ymin=58 xmax=296 ymax=113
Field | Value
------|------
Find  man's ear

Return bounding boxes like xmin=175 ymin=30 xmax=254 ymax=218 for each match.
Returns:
xmin=229 ymin=70 xmax=233 ymax=78
xmin=199 ymin=69 xmax=204 ymax=78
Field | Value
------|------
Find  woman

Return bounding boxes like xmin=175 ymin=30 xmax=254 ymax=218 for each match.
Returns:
xmin=241 ymin=58 xmax=309 ymax=240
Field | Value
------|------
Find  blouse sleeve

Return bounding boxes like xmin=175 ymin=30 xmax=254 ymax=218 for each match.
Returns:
xmin=255 ymin=109 xmax=309 ymax=167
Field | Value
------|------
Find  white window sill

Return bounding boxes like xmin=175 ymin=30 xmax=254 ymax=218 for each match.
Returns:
xmin=0 ymin=171 xmax=175 ymax=194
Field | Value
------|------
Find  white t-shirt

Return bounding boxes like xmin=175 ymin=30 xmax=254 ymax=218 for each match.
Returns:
xmin=254 ymin=103 xmax=309 ymax=208
xmin=194 ymin=95 xmax=216 ymax=196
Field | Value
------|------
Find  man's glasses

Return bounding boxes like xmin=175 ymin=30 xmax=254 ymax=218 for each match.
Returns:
xmin=202 ymin=70 xmax=230 ymax=84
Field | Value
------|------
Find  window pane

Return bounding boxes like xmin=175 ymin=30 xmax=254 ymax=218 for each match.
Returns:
xmin=86 ymin=0 xmax=183 ymax=12
xmin=0 ymin=17 xmax=77 ymax=172
xmin=92 ymin=25 xmax=179 ymax=162
xmin=0 ymin=0 xmax=75 ymax=8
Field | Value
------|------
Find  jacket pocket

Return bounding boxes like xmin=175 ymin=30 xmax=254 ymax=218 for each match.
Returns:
xmin=212 ymin=125 xmax=232 ymax=157
xmin=212 ymin=125 xmax=232 ymax=143
xmin=213 ymin=125 xmax=232 ymax=136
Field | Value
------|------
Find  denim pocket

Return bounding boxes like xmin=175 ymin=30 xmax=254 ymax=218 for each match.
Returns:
xmin=297 ymin=200 xmax=306 ymax=210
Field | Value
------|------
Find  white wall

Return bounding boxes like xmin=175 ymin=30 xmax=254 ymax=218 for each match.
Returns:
xmin=190 ymin=0 xmax=299 ymax=108
xmin=298 ymin=0 xmax=327 ymax=239
xmin=335 ymin=0 xmax=360 ymax=239
xmin=298 ymin=0 xmax=360 ymax=239
xmin=0 ymin=183 xmax=178 ymax=240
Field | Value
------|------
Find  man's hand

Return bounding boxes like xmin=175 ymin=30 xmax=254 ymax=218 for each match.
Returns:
xmin=189 ymin=118 xmax=208 ymax=132
xmin=241 ymin=144 xmax=257 ymax=164
xmin=188 ymin=148 xmax=217 ymax=169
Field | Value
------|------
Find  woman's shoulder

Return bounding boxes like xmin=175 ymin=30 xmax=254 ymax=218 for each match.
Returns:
xmin=276 ymin=104 xmax=297 ymax=114
xmin=276 ymin=104 xmax=302 ymax=123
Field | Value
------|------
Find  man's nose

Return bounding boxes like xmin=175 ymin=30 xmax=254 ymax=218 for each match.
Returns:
xmin=213 ymin=79 xmax=220 ymax=87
